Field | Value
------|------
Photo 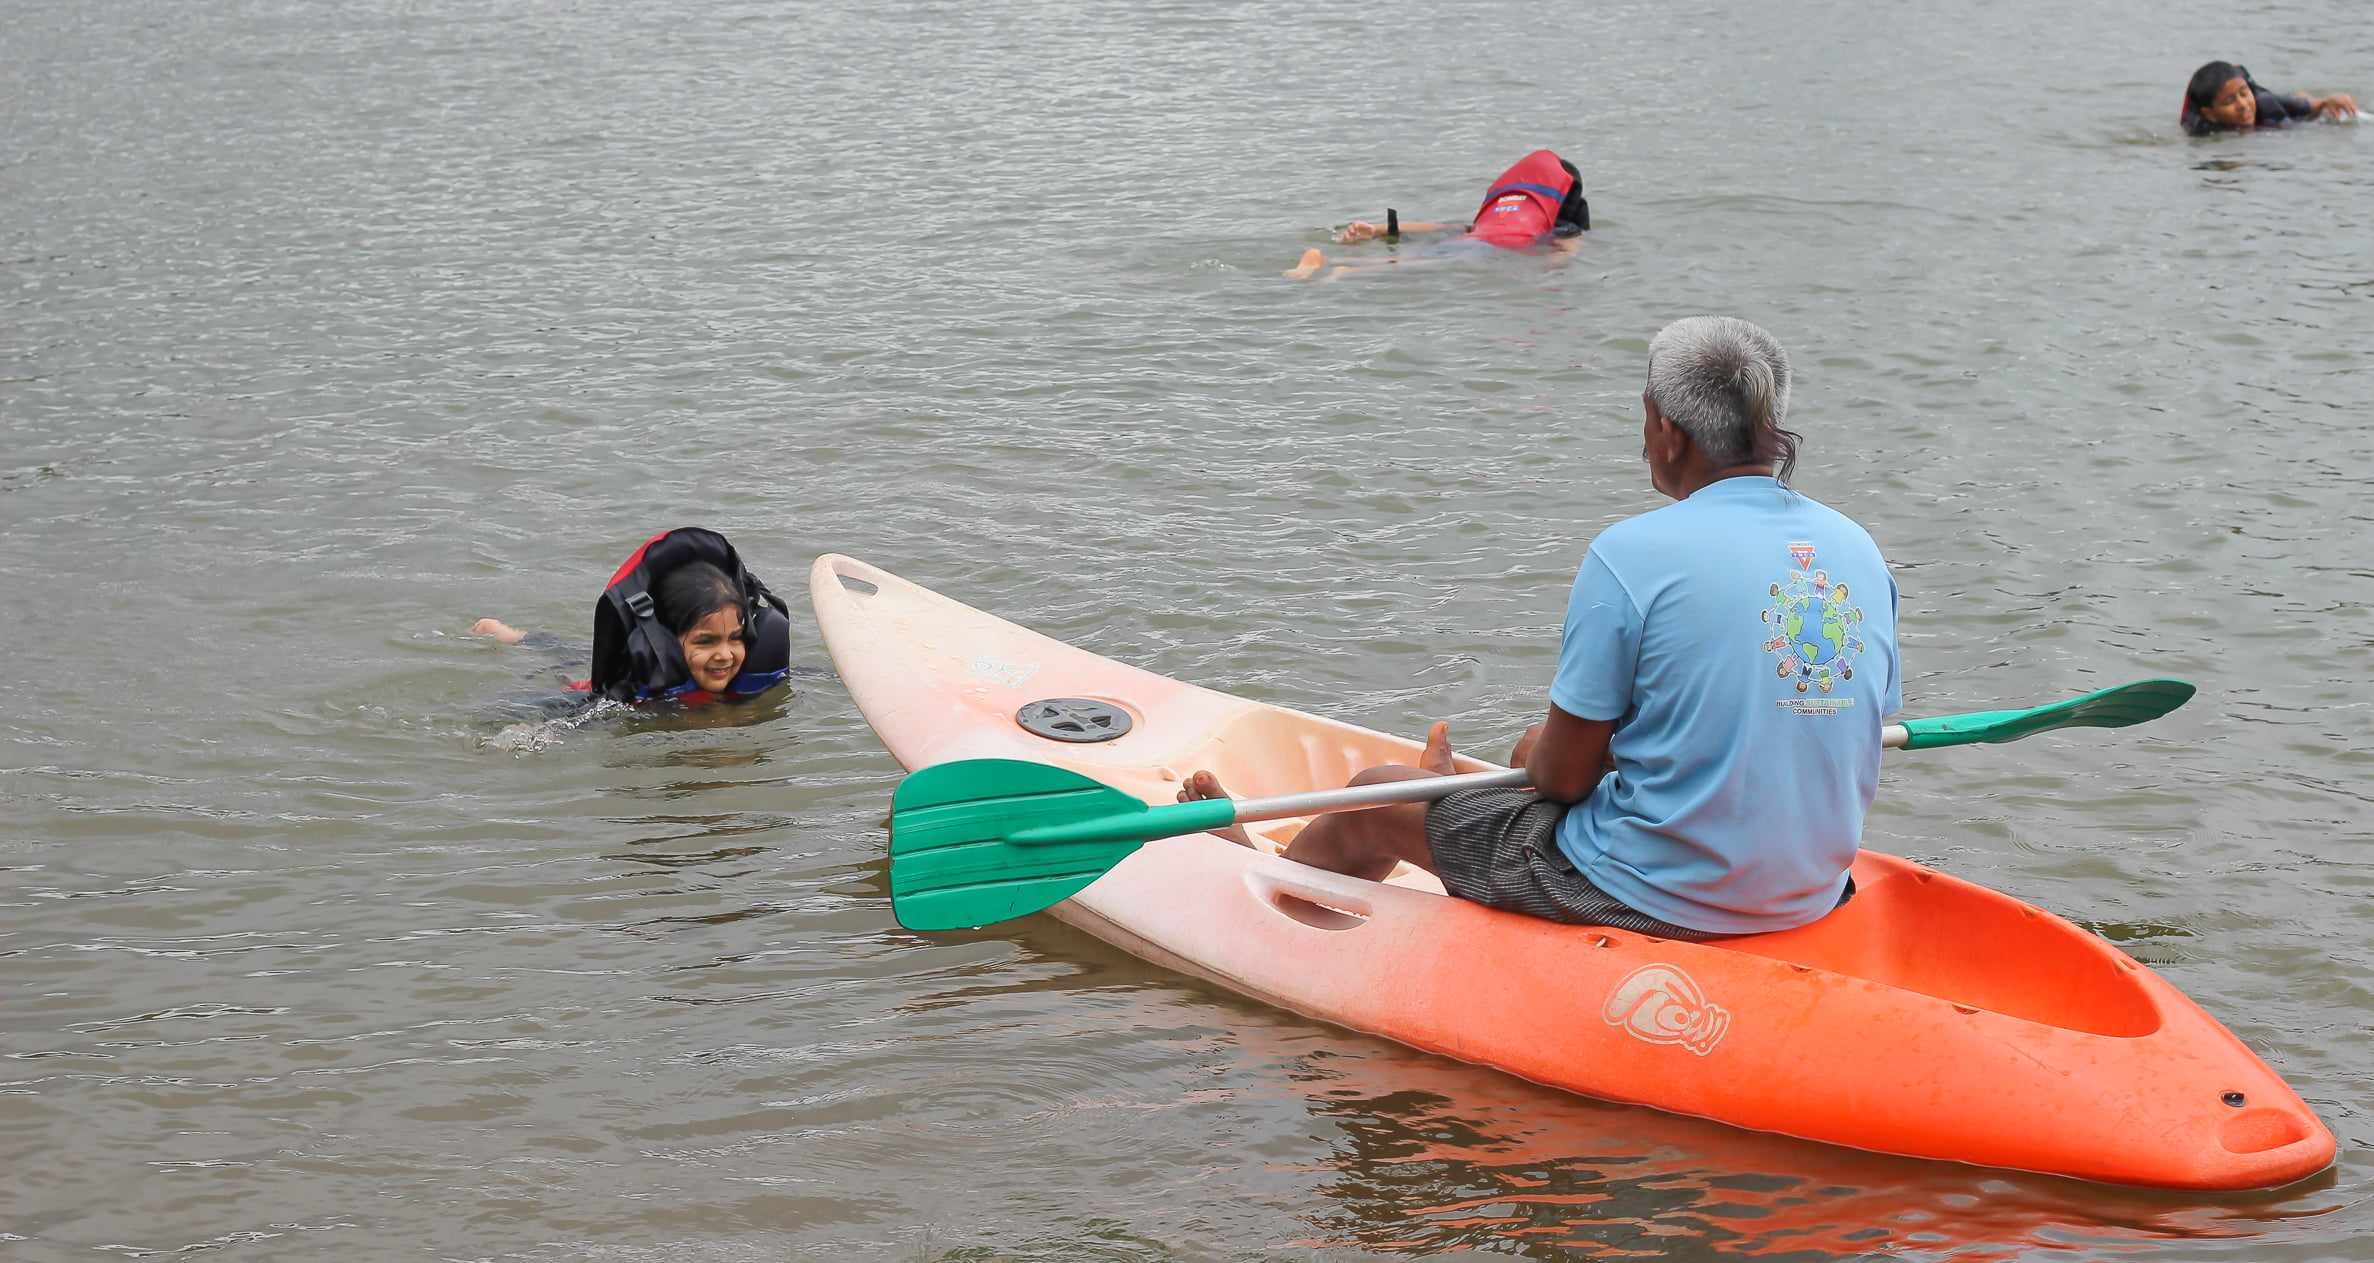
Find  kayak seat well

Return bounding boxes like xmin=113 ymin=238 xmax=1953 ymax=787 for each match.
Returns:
xmin=1158 ymin=707 xmax=1480 ymax=891
xmin=1158 ymin=707 xmax=1498 ymax=801
xmin=1726 ymin=861 xmax=2164 ymax=1038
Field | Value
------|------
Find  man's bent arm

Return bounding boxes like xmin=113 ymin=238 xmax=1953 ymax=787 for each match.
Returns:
xmin=1513 ymin=703 xmax=1616 ymax=804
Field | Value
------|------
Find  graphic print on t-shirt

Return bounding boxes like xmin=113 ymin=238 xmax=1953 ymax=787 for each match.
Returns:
xmin=1760 ymin=542 xmax=1869 ymax=700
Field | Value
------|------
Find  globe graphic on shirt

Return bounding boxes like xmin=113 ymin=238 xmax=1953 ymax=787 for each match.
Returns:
xmin=1763 ymin=551 xmax=1866 ymax=695
xmin=1783 ymin=603 xmax=1845 ymax=666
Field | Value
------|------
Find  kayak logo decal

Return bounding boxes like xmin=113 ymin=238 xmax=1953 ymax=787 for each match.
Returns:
xmin=969 ymin=655 xmax=1039 ymax=689
xmin=1603 ymin=964 xmax=1729 ymax=1056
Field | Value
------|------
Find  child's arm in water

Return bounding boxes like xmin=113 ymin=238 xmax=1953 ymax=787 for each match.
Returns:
xmin=1336 ymin=219 xmax=1455 ymax=244
xmin=471 ymin=618 xmax=528 ymax=644
xmin=470 ymin=619 xmax=580 ymax=656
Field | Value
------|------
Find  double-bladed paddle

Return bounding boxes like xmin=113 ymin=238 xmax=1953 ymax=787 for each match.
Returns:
xmin=889 ymin=678 xmax=2194 ymax=931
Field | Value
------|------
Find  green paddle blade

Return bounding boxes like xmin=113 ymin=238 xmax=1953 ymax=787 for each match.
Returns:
xmin=1897 ymin=679 xmax=2194 ymax=750
xmin=888 ymin=759 xmax=1233 ymax=931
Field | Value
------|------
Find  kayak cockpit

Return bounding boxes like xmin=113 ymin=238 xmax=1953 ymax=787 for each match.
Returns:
xmin=1718 ymin=856 xmax=2164 ymax=1038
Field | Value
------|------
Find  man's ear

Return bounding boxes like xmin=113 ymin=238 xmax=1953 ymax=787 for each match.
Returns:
xmin=1648 ymin=410 xmax=1689 ymax=462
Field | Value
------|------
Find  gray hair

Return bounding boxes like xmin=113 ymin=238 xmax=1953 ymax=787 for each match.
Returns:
xmin=1644 ymin=316 xmax=1799 ymax=480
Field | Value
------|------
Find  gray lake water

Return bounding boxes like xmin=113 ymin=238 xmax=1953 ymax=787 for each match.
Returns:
xmin=6 ymin=0 xmax=2372 ymax=1258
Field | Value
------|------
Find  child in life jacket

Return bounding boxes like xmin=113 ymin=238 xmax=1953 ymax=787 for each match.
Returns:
xmin=471 ymin=527 xmax=797 ymax=706
xmin=2180 ymin=61 xmax=2358 ymax=135
xmin=1287 ymin=150 xmax=1590 ymax=281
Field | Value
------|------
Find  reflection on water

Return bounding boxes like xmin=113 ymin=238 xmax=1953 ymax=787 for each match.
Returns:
xmin=1256 ymin=1033 xmax=2340 ymax=1259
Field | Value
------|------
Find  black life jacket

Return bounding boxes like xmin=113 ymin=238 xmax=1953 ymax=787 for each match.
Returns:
xmin=583 ymin=528 xmax=792 ymax=703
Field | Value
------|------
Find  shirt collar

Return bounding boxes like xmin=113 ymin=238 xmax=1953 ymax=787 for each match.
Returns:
xmin=1685 ymin=474 xmax=1786 ymax=500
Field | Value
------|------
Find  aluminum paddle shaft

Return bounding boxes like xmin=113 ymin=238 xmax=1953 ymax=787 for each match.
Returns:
xmin=1227 ymin=766 xmax=1532 ymax=824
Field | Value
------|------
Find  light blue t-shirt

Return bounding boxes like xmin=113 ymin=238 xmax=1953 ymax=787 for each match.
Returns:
xmin=1549 ymin=477 xmax=1901 ymax=935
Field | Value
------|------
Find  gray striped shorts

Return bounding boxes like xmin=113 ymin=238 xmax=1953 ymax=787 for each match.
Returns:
xmin=1423 ymin=787 xmax=1729 ymax=940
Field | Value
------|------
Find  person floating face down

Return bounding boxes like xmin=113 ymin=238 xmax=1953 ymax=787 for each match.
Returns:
xmin=1179 ymin=317 xmax=1903 ymax=941
xmin=1286 ymin=149 xmax=1590 ymax=280
xmin=2181 ymin=60 xmax=2359 ymax=135
xmin=471 ymin=527 xmax=796 ymax=706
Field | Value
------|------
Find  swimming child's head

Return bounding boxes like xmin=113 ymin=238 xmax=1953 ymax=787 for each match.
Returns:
xmin=1555 ymin=158 xmax=1589 ymax=234
xmin=653 ymin=561 xmax=748 ymax=693
xmin=2187 ymin=61 xmax=2256 ymax=127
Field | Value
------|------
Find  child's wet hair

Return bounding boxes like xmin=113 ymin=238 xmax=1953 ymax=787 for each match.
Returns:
xmin=1556 ymin=158 xmax=1590 ymax=234
xmin=653 ymin=562 xmax=744 ymax=636
xmin=2187 ymin=61 xmax=2244 ymax=110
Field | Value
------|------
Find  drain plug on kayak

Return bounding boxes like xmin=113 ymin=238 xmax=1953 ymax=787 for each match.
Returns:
xmin=2222 ymin=1091 xmax=2248 ymax=1108
xmin=1016 ymin=698 xmax=1133 ymax=743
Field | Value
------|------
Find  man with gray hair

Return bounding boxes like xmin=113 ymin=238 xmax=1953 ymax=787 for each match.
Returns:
xmin=1187 ymin=316 xmax=1900 ymax=938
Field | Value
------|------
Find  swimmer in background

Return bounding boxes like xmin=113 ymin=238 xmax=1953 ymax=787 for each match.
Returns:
xmin=2181 ymin=61 xmax=2358 ymax=135
xmin=472 ymin=527 xmax=809 ymax=709
xmin=1287 ymin=149 xmax=1589 ymax=281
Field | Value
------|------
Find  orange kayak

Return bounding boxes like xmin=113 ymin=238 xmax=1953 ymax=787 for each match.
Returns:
xmin=810 ymin=553 xmax=2333 ymax=1190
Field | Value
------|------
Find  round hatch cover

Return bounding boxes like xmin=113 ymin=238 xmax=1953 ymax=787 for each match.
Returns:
xmin=1015 ymin=698 xmax=1133 ymax=743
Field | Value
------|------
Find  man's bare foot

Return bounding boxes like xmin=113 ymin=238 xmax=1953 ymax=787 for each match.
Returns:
xmin=1420 ymin=720 xmax=1456 ymax=775
xmin=1284 ymin=247 xmax=1326 ymax=279
xmin=1177 ymin=770 xmax=1256 ymax=848
xmin=470 ymin=618 xmax=527 ymax=644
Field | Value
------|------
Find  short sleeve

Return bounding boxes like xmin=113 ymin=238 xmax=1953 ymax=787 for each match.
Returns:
xmin=1881 ymin=571 xmax=1904 ymax=717
xmin=1548 ymin=550 xmax=1642 ymax=722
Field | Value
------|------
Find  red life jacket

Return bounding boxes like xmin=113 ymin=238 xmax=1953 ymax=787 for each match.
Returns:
xmin=1467 ymin=149 xmax=1585 ymax=249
